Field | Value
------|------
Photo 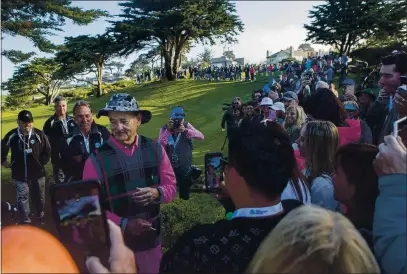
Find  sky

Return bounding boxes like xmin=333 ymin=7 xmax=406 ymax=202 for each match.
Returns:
xmin=1 ymin=1 xmax=329 ymax=82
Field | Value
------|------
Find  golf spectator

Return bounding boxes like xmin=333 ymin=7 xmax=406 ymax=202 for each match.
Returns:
xmin=281 ymin=91 xmax=299 ymax=109
xmin=302 ymin=88 xmax=371 ymax=145
xmin=158 ymin=106 xmax=204 ymax=200
xmin=260 ymin=97 xmax=274 ymax=121
xmin=43 ymin=96 xmax=73 ymax=184
xmin=1 ymin=110 xmax=51 ymax=225
xmin=366 ymin=53 xmax=407 ymax=144
xmin=284 ymin=105 xmax=306 ymax=143
xmin=297 ymin=121 xmax=340 ymax=211
xmin=333 ymin=143 xmax=379 ymax=250
xmin=82 ymin=93 xmax=176 ymax=274
xmin=338 ymin=78 xmax=355 ymax=102
xmin=63 ymin=101 xmax=110 ymax=182
xmin=356 ymin=88 xmax=376 ymax=121
xmin=271 ymin=102 xmax=286 ymax=124
xmin=373 ymin=135 xmax=407 ymax=274
xmin=160 ymin=120 xmax=302 ymax=273
xmin=221 ymin=97 xmax=242 ymax=138
xmin=248 ymin=206 xmax=380 ymax=273
xmin=329 ymin=82 xmax=339 ymax=97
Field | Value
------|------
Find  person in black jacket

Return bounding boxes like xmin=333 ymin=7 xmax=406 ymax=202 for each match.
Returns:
xmin=62 ymin=100 xmax=110 ymax=182
xmin=1 ymin=110 xmax=51 ymax=225
xmin=43 ymin=96 xmax=73 ymax=184
xmin=221 ymin=97 xmax=241 ymax=138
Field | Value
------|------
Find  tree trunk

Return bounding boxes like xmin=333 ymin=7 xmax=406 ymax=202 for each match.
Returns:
xmin=164 ymin=47 xmax=176 ymax=81
xmin=45 ymin=96 xmax=51 ymax=105
xmin=96 ymin=63 xmax=103 ymax=97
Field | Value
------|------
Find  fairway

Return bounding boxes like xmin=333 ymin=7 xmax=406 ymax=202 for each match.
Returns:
xmin=1 ymin=77 xmax=266 ymax=242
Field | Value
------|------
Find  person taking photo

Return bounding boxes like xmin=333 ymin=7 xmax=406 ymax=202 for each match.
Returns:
xmin=158 ymin=106 xmax=204 ymax=200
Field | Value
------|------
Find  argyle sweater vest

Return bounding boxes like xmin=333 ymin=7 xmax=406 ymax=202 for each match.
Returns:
xmin=92 ymin=136 xmax=162 ymax=251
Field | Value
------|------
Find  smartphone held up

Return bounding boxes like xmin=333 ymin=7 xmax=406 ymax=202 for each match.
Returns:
xmin=204 ymin=152 xmax=225 ymax=192
xmin=50 ymin=180 xmax=110 ymax=270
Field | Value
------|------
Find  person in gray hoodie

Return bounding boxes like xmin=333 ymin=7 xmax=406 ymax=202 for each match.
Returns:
xmin=373 ymin=135 xmax=407 ymax=274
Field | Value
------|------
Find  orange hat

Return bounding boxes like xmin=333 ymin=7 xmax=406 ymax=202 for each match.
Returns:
xmin=2 ymin=225 xmax=79 ymax=273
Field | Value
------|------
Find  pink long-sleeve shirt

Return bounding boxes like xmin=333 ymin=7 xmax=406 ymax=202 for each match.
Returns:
xmin=158 ymin=122 xmax=204 ymax=148
xmin=82 ymin=135 xmax=176 ymax=225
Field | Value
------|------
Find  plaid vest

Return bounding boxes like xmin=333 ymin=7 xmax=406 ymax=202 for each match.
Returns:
xmin=92 ymin=135 xmax=162 ymax=251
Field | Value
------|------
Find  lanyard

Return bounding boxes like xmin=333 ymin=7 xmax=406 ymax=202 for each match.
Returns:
xmin=17 ymin=128 xmax=32 ymax=148
xmin=231 ymin=202 xmax=283 ymax=220
xmin=81 ymin=133 xmax=90 ymax=153
xmin=168 ymin=133 xmax=181 ymax=150
xmin=58 ymin=117 xmax=68 ymax=134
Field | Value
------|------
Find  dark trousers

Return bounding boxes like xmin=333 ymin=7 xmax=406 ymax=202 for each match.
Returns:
xmin=174 ymin=167 xmax=192 ymax=200
xmin=52 ymin=163 xmax=65 ymax=184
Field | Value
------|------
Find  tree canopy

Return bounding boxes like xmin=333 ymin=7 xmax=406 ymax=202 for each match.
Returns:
xmin=55 ymin=35 xmax=121 ymax=97
xmin=1 ymin=0 xmax=107 ymax=63
xmin=1 ymin=57 xmax=65 ymax=105
xmin=109 ymin=0 xmax=244 ymax=80
xmin=304 ymin=0 xmax=407 ymax=55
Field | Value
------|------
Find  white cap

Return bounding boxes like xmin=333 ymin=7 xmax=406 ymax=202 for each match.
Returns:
xmin=317 ymin=81 xmax=329 ymax=89
xmin=271 ymin=102 xmax=285 ymax=113
xmin=260 ymin=97 xmax=273 ymax=106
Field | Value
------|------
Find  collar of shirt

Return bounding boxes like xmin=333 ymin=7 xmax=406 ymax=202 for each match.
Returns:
xmin=109 ymin=135 xmax=139 ymax=156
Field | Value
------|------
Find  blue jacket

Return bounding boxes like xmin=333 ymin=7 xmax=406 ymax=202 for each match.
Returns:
xmin=373 ymin=174 xmax=407 ymax=274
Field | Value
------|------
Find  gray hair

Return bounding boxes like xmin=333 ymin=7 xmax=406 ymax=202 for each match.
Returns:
xmin=53 ymin=96 xmax=66 ymax=104
xmin=73 ymin=100 xmax=91 ymax=116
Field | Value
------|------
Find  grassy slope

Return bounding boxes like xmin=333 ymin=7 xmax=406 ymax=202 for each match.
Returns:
xmin=1 ymin=76 xmax=266 ymax=240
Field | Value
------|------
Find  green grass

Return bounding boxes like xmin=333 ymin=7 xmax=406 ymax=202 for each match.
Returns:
xmin=1 ymin=77 xmax=265 ymax=246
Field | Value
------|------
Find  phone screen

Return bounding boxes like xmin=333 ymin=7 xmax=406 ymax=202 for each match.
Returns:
xmin=205 ymin=153 xmax=223 ymax=190
xmin=52 ymin=181 xmax=109 ymax=269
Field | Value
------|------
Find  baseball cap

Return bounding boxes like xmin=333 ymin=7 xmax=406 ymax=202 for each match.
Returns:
xmin=344 ymin=101 xmax=359 ymax=111
xmin=317 ymin=81 xmax=329 ymax=90
xmin=170 ymin=106 xmax=185 ymax=119
xmin=355 ymin=88 xmax=377 ymax=100
xmin=260 ymin=97 xmax=273 ymax=106
xmin=282 ymin=91 xmax=298 ymax=101
xmin=342 ymin=78 xmax=355 ymax=86
xmin=271 ymin=102 xmax=286 ymax=113
xmin=17 ymin=110 xmax=34 ymax=123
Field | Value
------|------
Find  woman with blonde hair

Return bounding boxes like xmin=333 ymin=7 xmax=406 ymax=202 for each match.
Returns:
xmin=329 ymin=82 xmax=339 ymax=97
xmin=283 ymin=105 xmax=306 ymax=143
xmin=297 ymin=121 xmax=340 ymax=211
xmin=247 ymin=205 xmax=380 ymax=274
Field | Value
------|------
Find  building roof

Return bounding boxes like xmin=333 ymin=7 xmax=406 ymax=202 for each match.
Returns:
xmin=267 ymin=50 xmax=291 ymax=59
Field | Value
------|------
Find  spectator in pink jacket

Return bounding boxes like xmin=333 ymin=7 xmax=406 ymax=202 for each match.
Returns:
xmin=82 ymin=93 xmax=176 ymax=274
xmin=158 ymin=106 xmax=204 ymax=200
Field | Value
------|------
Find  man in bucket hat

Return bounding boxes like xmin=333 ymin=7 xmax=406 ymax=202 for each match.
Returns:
xmin=82 ymin=93 xmax=176 ymax=274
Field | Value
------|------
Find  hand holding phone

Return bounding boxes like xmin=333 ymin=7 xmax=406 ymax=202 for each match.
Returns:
xmin=86 ymin=220 xmax=136 ymax=274
xmin=50 ymin=180 xmax=110 ymax=271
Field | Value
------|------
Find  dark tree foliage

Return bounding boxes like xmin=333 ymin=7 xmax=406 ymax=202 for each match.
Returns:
xmin=304 ymin=0 xmax=407 ymax=55
xmin=55 ymin=35 xmax=121 ymax=97
xmin=1 ymin=0 xmax=107 ymax=62
xmin=2 ymin=57 xmax=65 ymax=105
xmin=109 ymin=0 xmax=244 ymax=80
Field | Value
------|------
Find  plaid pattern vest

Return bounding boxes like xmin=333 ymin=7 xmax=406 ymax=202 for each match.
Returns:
xmin=93 ymin=135 xmax=162 ymax=251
